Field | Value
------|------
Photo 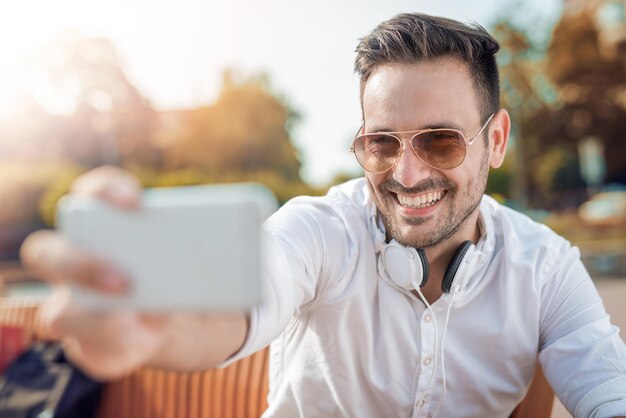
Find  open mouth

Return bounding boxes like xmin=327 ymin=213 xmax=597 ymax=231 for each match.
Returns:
xmin=393 ymin=190 xmax=446 ymax=209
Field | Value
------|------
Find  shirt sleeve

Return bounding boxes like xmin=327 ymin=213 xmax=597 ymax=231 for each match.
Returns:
xmin=538 ymin=243 xmax=626 ymax=417
xmin=218 ymin=196 xmax=349 ymax=367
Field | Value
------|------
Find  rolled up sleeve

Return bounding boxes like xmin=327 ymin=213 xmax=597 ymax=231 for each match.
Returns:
xmin=539 ymin=244 xmax=626 ymax=417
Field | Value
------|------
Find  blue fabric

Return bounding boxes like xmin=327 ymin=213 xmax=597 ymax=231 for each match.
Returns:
xmin=0 ymin=342 xmax=103 ymax=418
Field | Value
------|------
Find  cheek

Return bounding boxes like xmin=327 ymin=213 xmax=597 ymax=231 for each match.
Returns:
xmin=365 ymin=173 xmax=389 ymax=209
xmin=365 ymin=172 xmax=384 ymax=193
xmin=458 ymin=148 xmax=490 ymax=193
xmin=460 ymin=147 xmax=487 ymax=176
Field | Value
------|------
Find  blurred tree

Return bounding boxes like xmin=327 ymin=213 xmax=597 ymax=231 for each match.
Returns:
xmin=545 ymin=6 xmax=626 ymax=187
xmin=163 ymin=70 xmax=302 ymax=182
xmin=0 ymin=161 xmax=85 ymax=259
xmin=0 ymin=41 xmax=317 ymax=260
xmin=491 ymin=2 xmax=558 ymax=207
xmin=38 ymin=162 xmax=87 ymax=227
xmin=491 ymin=1 xmax=626 ymax=209
xmin=486 ymin=154 xmax=514 ymax=201
xmin=0 ymin=36 xmax=166 ymax=260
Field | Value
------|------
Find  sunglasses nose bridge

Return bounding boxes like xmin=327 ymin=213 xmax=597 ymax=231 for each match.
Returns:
xmin=397 ymin=134 xmax=427 ymax=166
xmin=392 ymin=133 xmax=431 ymax=173
xmin=385 ymin=135 xmax=415 ymax=170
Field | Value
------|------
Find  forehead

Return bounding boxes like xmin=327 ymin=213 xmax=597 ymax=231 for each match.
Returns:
xmin=362 ymin=58 xmax=481 ymax=131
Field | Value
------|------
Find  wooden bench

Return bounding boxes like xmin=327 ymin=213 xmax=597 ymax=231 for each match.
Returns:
xmin=0 ymin=297 xmax=554 ymax=418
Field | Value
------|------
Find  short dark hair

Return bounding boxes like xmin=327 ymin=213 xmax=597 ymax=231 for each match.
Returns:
xmin=355 ymin=13 xmax=501 ymax=120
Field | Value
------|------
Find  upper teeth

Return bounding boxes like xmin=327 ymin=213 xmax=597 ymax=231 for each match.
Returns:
xmin=397 ymin=191 xmax=444 ymax=208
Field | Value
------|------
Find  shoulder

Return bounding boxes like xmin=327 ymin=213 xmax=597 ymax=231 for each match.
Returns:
xmin=480 ymin=195 xmax=573 ymax=277
xmin=262 ymin=178 xmax=375 ymax=300
xmin=264 ymin=178 xmax=372 ymax=241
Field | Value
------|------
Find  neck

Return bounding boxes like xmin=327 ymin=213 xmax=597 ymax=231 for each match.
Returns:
xmin=415 ymin=209 xmax=481 ymax=304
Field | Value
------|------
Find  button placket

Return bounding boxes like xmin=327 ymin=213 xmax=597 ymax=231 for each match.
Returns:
xmin=412 ymin=308 xmax=438 ymax=417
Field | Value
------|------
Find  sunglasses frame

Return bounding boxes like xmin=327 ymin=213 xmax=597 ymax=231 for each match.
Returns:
xmin=350 ymin=113 xmax=495 ymax=173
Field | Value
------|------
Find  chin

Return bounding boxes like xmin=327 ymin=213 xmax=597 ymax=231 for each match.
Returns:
xmin=388 ymin=220 xmax=430 ymax=248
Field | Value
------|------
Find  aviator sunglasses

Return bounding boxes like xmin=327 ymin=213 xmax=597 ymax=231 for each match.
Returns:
xmin=350 ymin=114 xmax=495 ymax=173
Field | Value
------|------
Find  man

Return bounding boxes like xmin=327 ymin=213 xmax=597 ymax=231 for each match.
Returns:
xmin=20 ymin=13 xmax=626 ymax=418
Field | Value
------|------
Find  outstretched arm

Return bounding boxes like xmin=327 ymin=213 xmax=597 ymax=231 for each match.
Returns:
xmin=20 ymin=166 xmax=249 ymax=380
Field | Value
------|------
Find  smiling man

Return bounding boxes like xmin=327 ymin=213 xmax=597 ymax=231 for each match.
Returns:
xmin=355 ymin=55 xmax=504 ymax=303
xmin=20 ymin=12 xmax=626 ymax=418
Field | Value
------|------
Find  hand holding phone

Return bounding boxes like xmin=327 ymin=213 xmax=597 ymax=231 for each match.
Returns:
xmin=56 ymin=183 xmax=277 ymax=311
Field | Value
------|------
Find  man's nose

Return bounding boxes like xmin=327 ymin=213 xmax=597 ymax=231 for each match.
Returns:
xmin=392 ymin=140 xmax=433 ymax=187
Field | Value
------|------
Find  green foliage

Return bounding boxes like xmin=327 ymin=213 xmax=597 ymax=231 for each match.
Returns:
xmin=486 ymin=169 xmax=513 ymax=200
xmin=531 ymin=147 xmax=572 ymax=194
xmin=126 ymin=166 xmax=323 ymax=206
xmin=0 ymin=161 xmax=85 ymax=227
xmin=38 ymin=163 xmax=88 ymax=227
xmin=0 ymin=39 xmax=319 ymax=260
xmin=146 ymin=70 xmax=315 ymax=205
xmin=486 ymin=151 xmax=515 ymax=200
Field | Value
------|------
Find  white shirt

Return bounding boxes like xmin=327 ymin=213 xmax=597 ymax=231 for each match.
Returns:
xmin=225 ymin=178 xmax=626 ymax=418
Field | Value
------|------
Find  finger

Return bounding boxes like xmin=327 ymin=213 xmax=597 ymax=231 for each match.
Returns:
xmin=53 ymin=304 xmax=130 ymax=341
xmin=71 ymin=165 xmax=142 ymax=209
xmin=62 ymin=335 xmax=142 ymax=381
xmin=20 ymin=230 xmax=128 ymax=293
xmin=42 ymin=289 xmax=132 ymax=344
xmin=37 ymin=285 xmax=71 ymax=340
xmin=61 ymin=336 xmax=129 ymax=381
xmin=38 ymin=286 xmax=102 ymax=340
xmin=60 ymin=313 xmax=162 ymax=381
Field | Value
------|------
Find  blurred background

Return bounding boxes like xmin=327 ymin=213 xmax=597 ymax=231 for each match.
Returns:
xmin=0 ymin=0 xmax=624 ymax=414
xmin=1 ymin=0 xmax=623 ymax=272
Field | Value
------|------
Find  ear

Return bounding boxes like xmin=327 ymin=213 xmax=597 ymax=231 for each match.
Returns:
xmin=488 ymin=109 xmax=510 ymax=169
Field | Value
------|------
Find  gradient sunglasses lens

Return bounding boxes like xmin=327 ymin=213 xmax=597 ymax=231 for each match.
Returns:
xmin=412 ymin=130 xmax=466 ymax=169
xmin=352 ymin=134 xmax=401 ymax=173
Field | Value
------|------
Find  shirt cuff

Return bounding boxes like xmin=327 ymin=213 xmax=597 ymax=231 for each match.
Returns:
xmin=214 ymin=307 xmax=262 ymax=369
xmin=574 ymin=375 xmax=626 ymax=418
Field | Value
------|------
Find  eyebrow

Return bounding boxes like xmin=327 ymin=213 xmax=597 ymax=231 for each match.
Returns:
xmin=365 ymin=120 xmax=466 ymax=134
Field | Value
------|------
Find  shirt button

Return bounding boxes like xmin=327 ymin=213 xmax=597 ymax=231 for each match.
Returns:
xmin=419 ymin=399 xmax=426 ymax=407
xmin=423 ymin=357 xmax=432 ymax=366
xmin=424 ymin=314 xmax=432 ymax=323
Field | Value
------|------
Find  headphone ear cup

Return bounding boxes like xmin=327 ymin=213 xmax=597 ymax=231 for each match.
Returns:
xmin=415 ymin=248 xmax=429 ymax=288
xmin=441 ymin=240 xmax=473 ymax=293
xmin=382 ymin=242 xmax=429 ymax=290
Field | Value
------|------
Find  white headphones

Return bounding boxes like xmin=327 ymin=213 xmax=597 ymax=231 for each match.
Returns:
xmin=381 ymin=239 xmax=475 ymax=293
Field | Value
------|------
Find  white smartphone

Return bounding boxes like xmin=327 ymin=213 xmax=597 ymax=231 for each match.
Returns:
xmin=56 ymin=183 xmax=278 ymax=311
